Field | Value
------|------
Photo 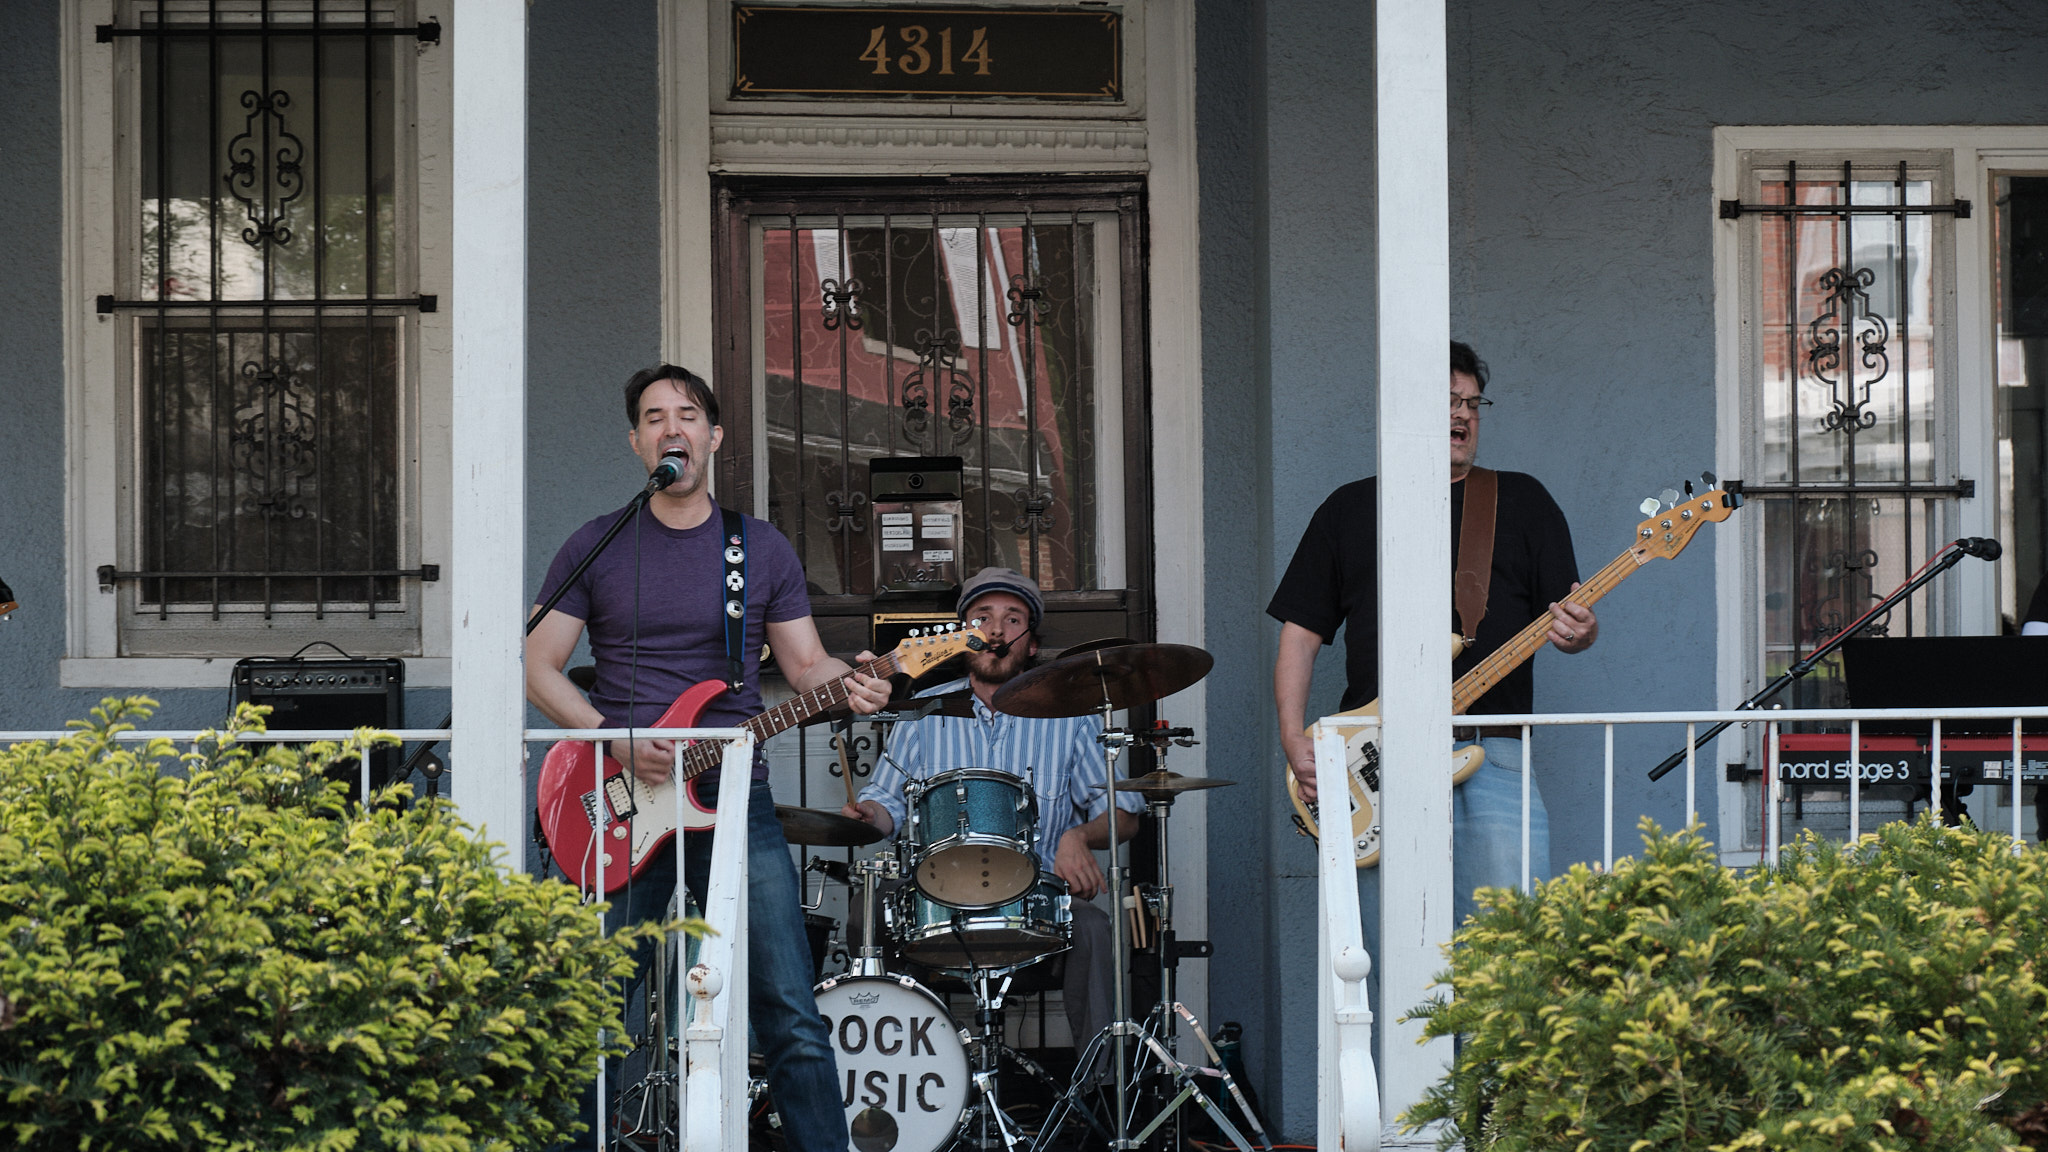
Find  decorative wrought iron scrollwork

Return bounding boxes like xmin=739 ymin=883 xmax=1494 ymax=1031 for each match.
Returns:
xmin=1807 ymin=546 xmax=1886 ymax=644
xmin=820 ymin=276 xmax=864 ymax=331
xmin=824 ymin=489 xmax=868 ymax=534
xmin=1005 ymin=272 xmax=1049 ymax=328
xmin=901 ymin=328 xmax=976 ymax=447
xmin=1012 ymin=488 xmax=1056 ymax=535
xmin=1805 ymin=266 xmax=1889 ymax=434
xmin=828 ymin=729 xmax=876 ymax=785
xmin=224 ymin=89 xmax=305 ymax=248
xmin=230 ymin=358 xmax=317 ymax=520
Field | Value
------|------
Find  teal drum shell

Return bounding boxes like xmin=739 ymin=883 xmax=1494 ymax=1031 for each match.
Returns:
xmin=905 ymin=768 xmax=1040 ymax=909
xmin=887 ymin=873 xmax=1072 ymax=974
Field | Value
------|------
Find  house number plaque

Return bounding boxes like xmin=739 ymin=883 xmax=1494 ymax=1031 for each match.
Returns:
xmin=731 ymin=5 xmax=1122 ymax=101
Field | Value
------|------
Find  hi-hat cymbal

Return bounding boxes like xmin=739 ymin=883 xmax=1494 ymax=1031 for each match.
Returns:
xmin=990 ymin=642 xmax=1214 ymax=718
xmin=1112 ymin=770 xmax=1237 ymax=801
xmin=776 ymin=805 xmax=886 ymax=847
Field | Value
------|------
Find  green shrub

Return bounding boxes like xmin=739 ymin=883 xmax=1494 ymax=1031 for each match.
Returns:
xmin=0 ymin=697 xmax=657 ymax=1151
xmin=1403 ymin=817 xmax=2048 ymax=1151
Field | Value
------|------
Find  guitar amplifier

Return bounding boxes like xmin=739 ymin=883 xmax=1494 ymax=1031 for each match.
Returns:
xmin=230 ymin=657 xmax=405 ymax=798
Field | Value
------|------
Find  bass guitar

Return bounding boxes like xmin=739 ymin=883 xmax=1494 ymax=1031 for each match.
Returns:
xmin=538 ymin=625 xmax=986 ymax=893
xmin=1287 ymin=475 xmax=1741 ymax=868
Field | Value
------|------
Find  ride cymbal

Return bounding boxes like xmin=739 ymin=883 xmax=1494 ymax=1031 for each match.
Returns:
xmin=990 ymin=642 xmax=1214 ymax=718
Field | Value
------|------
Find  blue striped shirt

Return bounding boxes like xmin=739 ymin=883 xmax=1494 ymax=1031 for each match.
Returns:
xmin=860 ymin=678 xmax=1146 ymax=873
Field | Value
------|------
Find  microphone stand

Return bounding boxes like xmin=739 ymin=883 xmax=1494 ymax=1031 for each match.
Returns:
xmin=1648 ymin=540 xmax=1984 ymax=781
xmin=395 ymin=471 xmax=673 ymax=787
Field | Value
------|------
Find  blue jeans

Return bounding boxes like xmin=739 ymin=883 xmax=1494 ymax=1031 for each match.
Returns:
xmin=1354 ymin=738 xmax=1549 ymax=1063
xmin=571 ymin=778 xmax=847 ymax=1152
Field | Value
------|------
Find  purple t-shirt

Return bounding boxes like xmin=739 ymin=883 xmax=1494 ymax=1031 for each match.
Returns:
xmin=536 ymin=500 xmax=812 ymax=780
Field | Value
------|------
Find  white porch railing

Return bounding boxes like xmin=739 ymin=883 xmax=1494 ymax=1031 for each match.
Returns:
xmin=1315 ymin=704 xmax=2048 ymax=1147
xmin=0 ymin=723 xmax=757 ymax=1152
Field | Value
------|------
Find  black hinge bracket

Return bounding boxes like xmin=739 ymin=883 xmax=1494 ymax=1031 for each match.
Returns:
xmin=420 ymin=564 xmax=441 ymax=582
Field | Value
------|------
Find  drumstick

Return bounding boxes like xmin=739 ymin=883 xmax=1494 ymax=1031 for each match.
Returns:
xmin=832 ymin=727 xmax=859 ymax=808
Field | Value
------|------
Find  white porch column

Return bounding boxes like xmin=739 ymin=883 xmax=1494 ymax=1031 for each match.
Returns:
xmin=450 ymin=0 xmax=528 ymax=852
xmin=1374 ymin=0 xmax=1455 ymax=1135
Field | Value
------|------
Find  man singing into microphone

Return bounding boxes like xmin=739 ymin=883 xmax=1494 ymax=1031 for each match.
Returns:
xmin=526 ymin=365 xmax=891 ymax=1152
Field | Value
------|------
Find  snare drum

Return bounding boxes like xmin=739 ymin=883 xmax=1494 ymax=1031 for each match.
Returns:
xmin=815 ymin=973 xmax=969 ymax=1152
xmin=888 ymin=873 xmax=1072 ymax=973
xmin=905 ymin=768 xmax=1038 ymax=908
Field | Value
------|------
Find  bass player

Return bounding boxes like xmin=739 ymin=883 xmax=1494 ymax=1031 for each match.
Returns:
xmin=525 ymin=364 xmax=891 ymax=1152
xmin=1268 ymin=341 xmax=1598 ymax=928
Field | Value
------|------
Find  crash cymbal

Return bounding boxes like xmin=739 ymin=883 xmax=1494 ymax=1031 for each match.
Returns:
xmin=990 ymin=642 xmax=1214 ymax=718
xmin=1112 ymin=770 xmax=1237 ymax=800
xmin=1054 ymin=636 xmax=1136 ymax=660
xmin=776 ymin=805 xmax=886 ymax=847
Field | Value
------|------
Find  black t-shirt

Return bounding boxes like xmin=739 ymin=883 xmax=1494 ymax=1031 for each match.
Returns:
xmin=1266 ymin=471 xmax=1581 ymax=715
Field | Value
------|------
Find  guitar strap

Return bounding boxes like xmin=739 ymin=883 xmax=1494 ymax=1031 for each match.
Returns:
xmin=720 ymin=507 xmax=747 ymax=693
xmin=1453 ymin=466 xmax=1498 ymax=643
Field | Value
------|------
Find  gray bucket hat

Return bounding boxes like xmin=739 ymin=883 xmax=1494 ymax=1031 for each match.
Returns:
xmin=956 ymin=566 xmax=1044 ymax=631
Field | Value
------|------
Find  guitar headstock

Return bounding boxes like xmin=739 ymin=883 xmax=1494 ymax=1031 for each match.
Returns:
xmin=891 ymin=624 xmax=989 ymax=678
xmin=1634 ymin=471 xmax=1742 ymax=562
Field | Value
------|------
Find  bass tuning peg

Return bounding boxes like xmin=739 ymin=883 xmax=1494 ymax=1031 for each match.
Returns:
xmin=1702 ymin=470 xmax=1718 ymax=489
xmin=1639 ymin=496 xmax=1661 ymax=516
xmin=1659 ymin=488 xmax=1681 ymax=508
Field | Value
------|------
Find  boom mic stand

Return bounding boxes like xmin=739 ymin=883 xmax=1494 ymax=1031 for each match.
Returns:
xmin=1648 ymin=537 xmax=2002 ymax=782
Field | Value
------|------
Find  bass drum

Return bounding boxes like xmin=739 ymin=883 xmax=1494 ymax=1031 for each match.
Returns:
xmin=814 ymin=974 xmax=969 ymax=1152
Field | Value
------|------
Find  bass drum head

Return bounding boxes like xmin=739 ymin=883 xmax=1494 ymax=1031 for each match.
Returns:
xmin=814 ymin=974 xmax=969 ymax=1152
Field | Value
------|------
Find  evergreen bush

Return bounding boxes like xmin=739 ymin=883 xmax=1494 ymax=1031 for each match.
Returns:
xmin=1403 ymin=817 xmax=2048 ymax=1151
xmin=0 ymin=697 xmax=657 ymax=1151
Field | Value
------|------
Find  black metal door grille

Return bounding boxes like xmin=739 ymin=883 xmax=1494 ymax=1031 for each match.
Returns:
xmin=1734 ymin=161 xmax=1965 ymax=710
xmin=101 ymin=1 xmax=436 ymax=623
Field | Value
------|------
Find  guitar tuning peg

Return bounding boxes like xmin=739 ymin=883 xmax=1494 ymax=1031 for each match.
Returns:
xmin=1659 ymin=488 xmax=1681 ymax=509
xmin=1640 ymin=496 xmax=1660 ymax=516
xmin=1702 ymin=470 xmax=1718 ymax=489
xmin=1683 ymin=479 xmax=1695 ymax=498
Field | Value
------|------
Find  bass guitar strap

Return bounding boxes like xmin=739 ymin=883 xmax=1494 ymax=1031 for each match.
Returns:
xmin=1454 ymin=466 xmax=1498 ymax=643
xmin=720 ymin=507 xmax=747 ymax=693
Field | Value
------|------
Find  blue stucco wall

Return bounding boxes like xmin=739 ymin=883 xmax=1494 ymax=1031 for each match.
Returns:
xmin=1198 ymin=0 xmax=2048 ymax=1136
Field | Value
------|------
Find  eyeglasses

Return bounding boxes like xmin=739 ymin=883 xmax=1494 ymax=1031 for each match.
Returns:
xmin=1451 ymin=394 xmax=1495 ymax=414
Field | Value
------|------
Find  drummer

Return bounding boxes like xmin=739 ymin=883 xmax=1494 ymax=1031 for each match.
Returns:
xmin=843 ymin=566 xmax=1144 ymax=1052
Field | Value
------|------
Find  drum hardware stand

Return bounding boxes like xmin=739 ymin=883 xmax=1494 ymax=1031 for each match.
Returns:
xmin=1034 ymin=725 xmax=1273 ymax=1152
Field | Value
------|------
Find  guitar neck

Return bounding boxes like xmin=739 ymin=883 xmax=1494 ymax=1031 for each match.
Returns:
xmin=679 ymin=649 xmax=905 ymax=779
xmin=1448 ymin=541 xmax=1647 ymax=714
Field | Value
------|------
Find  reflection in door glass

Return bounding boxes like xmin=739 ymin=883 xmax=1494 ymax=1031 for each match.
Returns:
xmin=760 ymin=217 xmax=1101 ymax=595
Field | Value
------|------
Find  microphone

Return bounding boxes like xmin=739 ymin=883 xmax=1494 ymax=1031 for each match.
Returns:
xmin=988 ymin=638 xmax=1015 ymax=658
xmin=646 ymin=451 xmax=687 ymax=492
xmin=1955 ymin=537 xmax=2003 ymax=561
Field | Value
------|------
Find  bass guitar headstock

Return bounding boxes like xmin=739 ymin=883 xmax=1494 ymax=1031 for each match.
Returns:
xmin=1633 ymin=472 xmax=1741 ymax=563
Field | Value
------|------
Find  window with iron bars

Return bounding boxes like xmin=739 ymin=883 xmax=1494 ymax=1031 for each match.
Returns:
xmin=98 ymin=0 xmax=438 ymax=657
xmin=1731 ymin=154 xmax=1967 ymax=844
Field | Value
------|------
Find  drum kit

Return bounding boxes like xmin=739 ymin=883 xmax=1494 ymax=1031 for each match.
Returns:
xmin=614 ymin=638 xmax=1272 ymax=1152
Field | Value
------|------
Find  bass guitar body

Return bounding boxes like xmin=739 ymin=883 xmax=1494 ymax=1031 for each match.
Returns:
xmin=1285 ymin=641 xmax=1484 ymax=870
xmin=535 ymin=680 xmax=727 ymax=896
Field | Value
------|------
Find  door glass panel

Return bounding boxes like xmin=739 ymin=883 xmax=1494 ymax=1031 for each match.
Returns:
xmin=757 ymin=214 xmax=1106 ymax=595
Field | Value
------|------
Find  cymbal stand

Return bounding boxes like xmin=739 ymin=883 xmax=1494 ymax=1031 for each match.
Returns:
xmin=1035 ymin=729 xmax=1272 ymax=1152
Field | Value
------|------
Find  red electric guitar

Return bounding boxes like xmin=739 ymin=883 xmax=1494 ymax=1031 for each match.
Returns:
xmin=536 ymin=626 xmax=987 ymax=894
